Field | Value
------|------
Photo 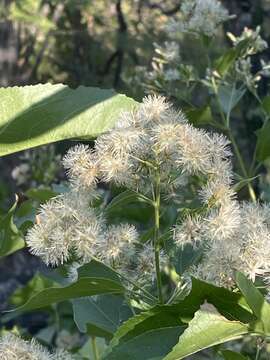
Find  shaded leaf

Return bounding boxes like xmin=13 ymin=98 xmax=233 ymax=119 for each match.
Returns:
xmin=77 ymin=259 xmax=121 ymax=284
xmin=215 ymin=48 xmax=237 ymax=76
xmin=256 ymin=121 xmax=270 ymax=162
xmin=10 ymin=272 xmax=56 ymax=306
xmin=218 ymin=85 xmax=246 ymax=115
xmin=235 ymin=272 xmax=270 ymax=334
xmin=26 ymin=187 xmax=57 ymax=202
xmin=187 ymin=106 xmax=212 ymax=126
xmin=164 ymin=304 xmax=249 ymax=360
xmin=104 ymin=326 xmax=185 ymax=360
xmin=221 ymin=350 xmax=249 ymax=360
xmin=0 ymin=196 xmax=25 ymax=257
xmin=106 ymin=278 xmax=254 ymax=359
xmin=13 ymin=277 xmax=125 ymax=312
xmin=73 ymin=295 xmax=132 ymax=339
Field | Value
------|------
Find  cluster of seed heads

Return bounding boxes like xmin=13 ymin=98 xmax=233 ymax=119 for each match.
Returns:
xmin=26 ymin=95 xmax=270 ymax=290
xmin=0 ymin=333 xmax=74 ymax=360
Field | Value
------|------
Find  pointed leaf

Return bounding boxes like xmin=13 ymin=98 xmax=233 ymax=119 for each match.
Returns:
xmin=235 ymin=271 xmax=270 ymax=334
xmin=0 ymin=84 xmax=137 ymax=157
xmin=72 ymin=295 xmax=132 ymax=338
xmin=12 ymin=277 xmax=125 ymax=312
xmin=0 ymin=196 xmax=25 ymax=257
xmin=164 ymin=304 xmax=249 ymax=360
xmin=104 ymin=326 xmax=185 ymax=360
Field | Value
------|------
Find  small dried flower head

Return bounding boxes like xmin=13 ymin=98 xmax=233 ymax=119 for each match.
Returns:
xmin=191 ymin=242 xmax=239 ymax=289
xmin=199 ymin=179 xmax=236 ymax=206
xmin=152 ymin=122 xmax=183 ymax=157
xmin=176 ymin=125 xmax=212 ymax=174
xmin=26 ymin=191 xmax=104 ymax=266
xmin=204 ymin=200 xmax=241 ymax=242
xmin=0 ymin=333 xmax=50 ymax=360
xmin=97 ymin=224 xmax=138 ymax=267
xmin=98 ymin=152 xmax=133 ymax=185
xmin=63 ymin=144 xmax=99 ymax=190
xmin=190 ymin=202 xmax=270 ymax=287
xmin=132 ymin=244 xmax=167 ymax=286
xmin=136 ymin=95 xmax=172 ymax=127
xmin=174 ymin=215 xmax=203 ymax=248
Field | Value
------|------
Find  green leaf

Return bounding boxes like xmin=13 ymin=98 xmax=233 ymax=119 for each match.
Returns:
xmin=77 ymin=259 xmax=122 ymax=284
xmin=79 ymin=338 xmax=107 ymax=359
xmin=235 ymin=272 xmax=270 ymax=334
xmin=215 ymin=48 xmax=237 ymax=76
xmin=0 ymin=196 xmax=25 ymax=257
xmin=218 ymin=85 xmax=246 ymax=115
xmin=187 ymin=106 xmax=212 ymax=126
xmin=10 ymin=272 xmax=56 ymax=306
xmin=256 ymin=121 xmax=270 ymax=162
xmin=26 ymin=187 xmax=58 ymax=202
xmin=12 ymin=277 xmax=125 ymax=312
xmin=0 ymin=84 xmax=137 ymax=157
xmin=72 ymin=295 xmax=132 ymax=339
xmin=221 ymin=350 xmax=249 ymax=360
xmin=106 ymin=278 xmax=254 ymax=360
xmin=164 ymin=304 xmax=249 ymax=360
xmin=104 ymin=326 xmax=185 ymax=360
xmin=172 ymin=278 xmax=254 ymax=323
xmin=105 ymin=190 xmax=143 ymax=214
xmin=215 ymin=38 xmax=251 ymax=77
xmin=107 ymin=307 xmax=186 ymax=353
xmin=105 ymin=190 xmax=152 ymax=215
xmin=173 ymin=244 xmax=202 ymax=275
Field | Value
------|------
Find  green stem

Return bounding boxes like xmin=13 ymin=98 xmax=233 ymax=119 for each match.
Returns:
xmin=91 ymin=255 xmax=157 ymax=303
xmin=153 ymin=171 xmax=163 ymax=304
xmin=211 ymin=78 xmax=257 ymax=202
xmin=255 ymin=346 xmax=261 ymax=360
xmin=227 ymin=129 xmax=257 ymax=202
xmin=91 ymin=336 xmax=99 ymax=360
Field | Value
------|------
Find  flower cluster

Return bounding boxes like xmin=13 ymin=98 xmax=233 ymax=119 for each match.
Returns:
xmin=26 ymin=95 xmax=270 ymax=290
xmin=228 ymin=26 xmax=268 ymax=57
xmin=226 ymin=27 xmax=270 ymax=91
xmin=26 ymin=190 xmax=139 ymax=269
xmin=175 ymin=194 xmax=270 ymax=288
xmin=0 ymin=333 xmax=74 ymax=360
xmin=26 ymin=96 xmax=233 ymax=286
xmin=166 ymin=0 xmax=231 ymax=38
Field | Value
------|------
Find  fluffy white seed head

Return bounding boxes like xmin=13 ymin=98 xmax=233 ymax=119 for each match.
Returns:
xmin=174 ymin=215 xmax=203 ymax=248
xmin=190 ymin=202 xmax=270 ymax=287
xmin=131 ymin=244 xmax=168 ymax=286
xmin=0 ymin=333 xmax=74 ymax=360
xmin=199 ymin=179 xmax=236 ymax=206
xmin=26 ymin=191 xmax=103 ymax=266
xmin=63 ymin=144 xmax=99 ymax=191
xmin=97 ymin=224 xmax=138 ymax=267
xmin=204 ymin=200 xmax=241 ymax=242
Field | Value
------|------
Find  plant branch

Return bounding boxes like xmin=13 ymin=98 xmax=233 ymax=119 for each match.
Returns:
xmin=153 ymin=170 xmax=164 ymax=304
xmin=91 ymin=336 xmax=99 ymax=360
